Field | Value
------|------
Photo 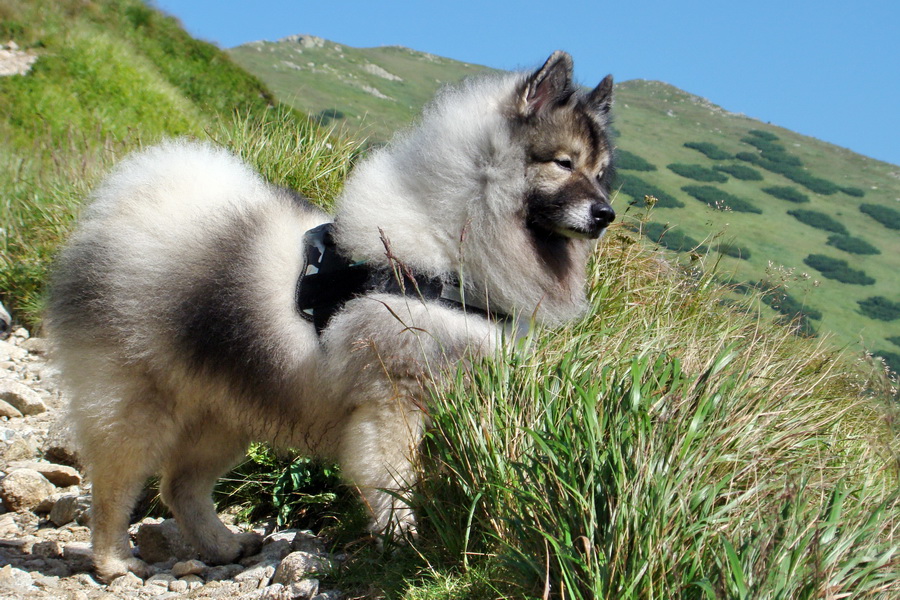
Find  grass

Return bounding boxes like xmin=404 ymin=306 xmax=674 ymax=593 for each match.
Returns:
xmin=410 ymin=214 xmax=899 ymax=598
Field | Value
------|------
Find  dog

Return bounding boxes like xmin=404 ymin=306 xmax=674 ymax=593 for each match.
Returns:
xmin=47 ymin=51 xmax=615 ymax=581
xmin=0 ymin=301 xmax=10 ymax=339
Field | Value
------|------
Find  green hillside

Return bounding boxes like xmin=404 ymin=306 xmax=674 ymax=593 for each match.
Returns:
xmin=231 ymin=38 xmax=900 ymax=371
xmin=0 ymin=0 xmax=308 ymax=324
xmin=229 ymin=35 xmax=493 ymax=145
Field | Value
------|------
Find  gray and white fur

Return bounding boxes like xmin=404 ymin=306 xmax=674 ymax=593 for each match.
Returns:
xmin=47 ymin=51 xmax=615 ymax=581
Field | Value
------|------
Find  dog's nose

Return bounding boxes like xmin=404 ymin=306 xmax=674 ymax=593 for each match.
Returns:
xmin=591 ymin=203 xmax=615 ymax=228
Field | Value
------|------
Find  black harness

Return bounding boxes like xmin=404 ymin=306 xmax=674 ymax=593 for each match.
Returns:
xmin=296 ymin=224 xmax=504 ymax=334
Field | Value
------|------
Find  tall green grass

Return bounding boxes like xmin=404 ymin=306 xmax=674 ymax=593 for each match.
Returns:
xmin=412 ymin=218 xmax=899 ymax=598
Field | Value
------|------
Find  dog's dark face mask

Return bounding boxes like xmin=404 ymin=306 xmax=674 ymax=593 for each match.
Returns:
xmin=514 ymin=51 xmax=616 ymax=241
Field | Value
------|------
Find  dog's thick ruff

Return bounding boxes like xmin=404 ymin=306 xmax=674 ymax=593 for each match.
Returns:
xmin=47 ymin=51 xmax=615 ymax=582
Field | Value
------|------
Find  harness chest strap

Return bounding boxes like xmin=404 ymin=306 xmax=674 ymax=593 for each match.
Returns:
xmin=295 ymin=223 xmax=508 ymax=335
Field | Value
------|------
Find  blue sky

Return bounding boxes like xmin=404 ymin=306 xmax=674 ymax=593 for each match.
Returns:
xmin=154 ymin=0 xmax=899 ymax=167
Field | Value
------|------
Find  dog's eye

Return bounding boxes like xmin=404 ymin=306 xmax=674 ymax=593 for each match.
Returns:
xmin=553 ymin=158 xmax=573 ymax=171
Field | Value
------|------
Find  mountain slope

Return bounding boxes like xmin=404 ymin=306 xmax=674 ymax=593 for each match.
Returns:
xmin=231 ymin=37 xmax=900 ymax=369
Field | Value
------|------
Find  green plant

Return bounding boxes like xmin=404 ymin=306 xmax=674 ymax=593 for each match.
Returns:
xmin=841 ymin=186 xmax=865 ymax=197
xmin=803 ymin=254 xmax=875 ymax=285
xmin=787 ymin=209 xmax=848 ymax=234
xmin=617 ymin=174 xmax=684 ymax=208
xmin=667 ymin=163 xmax=728 ymax=183
xmin=616 ymin=149 xmax=657 ymax=171
xmin=713 ymin=163 xmax=763 ymax=181
xmin=747 ymin=129 xmax=779 ymax=141
xmin=761 ymin=185 xmax=809 ymax=203
xmin=826 ymin=234 xmax=880 ymax=255
xmin=683 ymin=141 xmax=731 ymax=160
xmin=682 ymin=185 xmax=762 ymax=213
xmin=416 ymin=237 xmax=899 ymax=598
xmin=860 ymin=203 xmax=900 ymax=230
xmin=857 ymin=297 xmax=900 ymax=322
xmin=873 ymin=350 xmax=900 ymax=375
xmin=641 ymin=222 xmax=703 ymax=253
xmin=887 ymin=336 xmax=900 ymax=349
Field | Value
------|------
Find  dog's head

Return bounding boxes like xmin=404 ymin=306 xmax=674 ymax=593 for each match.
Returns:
xmin=514 ymin=51 xmax=615 ymax=241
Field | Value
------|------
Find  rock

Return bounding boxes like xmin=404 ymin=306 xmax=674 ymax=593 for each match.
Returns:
xmin=169 ymin=578 xmax=189 ymax=593
xmin=312 ymin=591 xmax=344 ymax=600
xmin=7 ymin=460 xmax=81 ymax=487
xmin=48 ymin=493 xmax=91 ymax=526
xmin=62 ymin=541 xmax=94 ymax=573
xmin=0 ymin=380 xmax=46 ymax=415
xmin=289 ymin=579 xmax=320 ymax=599
xmin=0 ymin=468 xmax=56 ymax=511
xmin=0 ymin=564 xmax=33 ymax=592
xmin=0 ymin=340 xmax=26 ymax=362
xmin=20 ymin=337 xmax=48 ymax=355
xmin=234 ymin=559 xmax=279 ymax=589
xmin=272 ymin=551 xmax=332 ymax=586
xmin=291 ymin=530 xmax=326 ymax=554
xmin=31 ymin=539 xmax=62 ymax=558
xmin=108 ymin=571 xmax=143 ymax=589
xmin=145 ymin=572 xmax=176 ymax=588
xmin=1 ymin=436 xmax=37 ymax=462
xmin=180 ymin=573 xmax=205 ymax=590
xmin=0 ymin=399 xmax=22 ymax=418
xmin=134 ymin=518 xmax=197 ymax=563
xmin=40 ymin=418 xmax=80 ymax=468
xmin=206 ymin=563 xmax=244 ymax=581
xmin=172 ymin=557 xmax=207 ymax=577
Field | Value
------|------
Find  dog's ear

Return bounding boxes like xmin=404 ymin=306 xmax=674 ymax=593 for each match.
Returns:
xmin=587 ymin=74 xmax=614 ymax=116
xmin=518 ymin=51 xmax=574 ymax=117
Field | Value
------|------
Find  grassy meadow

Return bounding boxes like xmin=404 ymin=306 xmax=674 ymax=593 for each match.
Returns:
xmin=1 ymin=1 xmax=898 ymax=598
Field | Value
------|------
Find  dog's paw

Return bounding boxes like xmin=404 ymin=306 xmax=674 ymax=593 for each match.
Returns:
xmin=198 ymin=530 xmax=263 ymax=565
xmin=95 ymin=555 xmax=153 ymax=583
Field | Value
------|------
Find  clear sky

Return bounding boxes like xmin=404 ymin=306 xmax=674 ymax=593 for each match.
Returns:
xmin=153 ymin=0 xmax=899 ymax=167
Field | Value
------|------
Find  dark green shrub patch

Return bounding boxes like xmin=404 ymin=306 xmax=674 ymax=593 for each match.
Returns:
xmin=747 ymin=129 xmax=779 ymax=141
xmin=667 ymin=163 xmax=728 ymax=183
xmin=741 ymin=135 xmax=785 ymax=156
xmin=857 ymin=297 xmax=900 ymax=321
xmin=888 ymin=336 xmax=900 ymax=349
xmin=683 ymin=142 xmax=731 ymax=160
xmin=840 ymin=186 xmax=865 ymax=197
xmin=617 ymin=174 xmax=684 ymax=208
xmin=787 ymin=209 xmax=847 ymax=234
xmin=859 ymin=203 xmax=900 ymax=230
xmin=642 ymin=222 xmax=703 ymax=253
xmin=803 ymin=254 xmax=875 ymax=285
xmin=735 ymin=151 xmax=762 ymax=164
xmin=762 ymin=186 xmax=809 ymax=203
xmin=682 ymin=185 xmax=763 ymax=213
xmin=826 ymin=234 xmax=880 ymax=255
xmin=715 ymin=242 xmax=752 ymax=260
xmin=616 ymin=149 xmax=657 ymax=171
xmin=713 ymin=163 xmax=763 ymax=181
xmin=873 ymin=350 xmax=900 ymax=374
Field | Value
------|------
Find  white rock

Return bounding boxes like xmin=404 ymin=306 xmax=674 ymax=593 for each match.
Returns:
xmin=109 ymin=571 xmax=143 ymax=589
xmin=7 ymin=460 xmax=81 ymax=487
xmin=48 ymin=493 xmax=91 ymax=526
xmin=145 ymin=572 xmax=177 ymax=588
xmin=0 ymin=468 xmax=56 ymax=511
xmin=171 ymin=558 xmax=207 ymax=577
xmin=272 ymin=551 xmax=332 ymax=585
xmin=0 ymin=564 xmax=33 ymax=591
xmin=0 ymin=380 xmax=46 ymax=415
xmin=0 ymin=398 xmax=22 ymax=418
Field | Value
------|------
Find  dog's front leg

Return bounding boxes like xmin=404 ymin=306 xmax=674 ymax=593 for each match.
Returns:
xmin=339 ymin=377 xmax=425 ymax=541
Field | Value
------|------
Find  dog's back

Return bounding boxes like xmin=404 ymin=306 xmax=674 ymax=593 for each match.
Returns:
xmin=48 ymin=141 xmax=335 ymax=579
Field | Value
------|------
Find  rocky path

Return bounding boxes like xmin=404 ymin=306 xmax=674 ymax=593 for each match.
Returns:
xmin=0 ymin=329 xmax=346 ymax=600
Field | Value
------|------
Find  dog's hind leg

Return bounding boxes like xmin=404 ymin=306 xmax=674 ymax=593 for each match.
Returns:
xmin=83 ymin=416 xmax=168 ymax=582
xmin=159 ymin=421 xmax=257 ymax=565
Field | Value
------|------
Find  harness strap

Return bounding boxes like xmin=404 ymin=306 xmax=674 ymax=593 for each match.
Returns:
xmin=296 ymin=223 xmax=507 ymax=335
